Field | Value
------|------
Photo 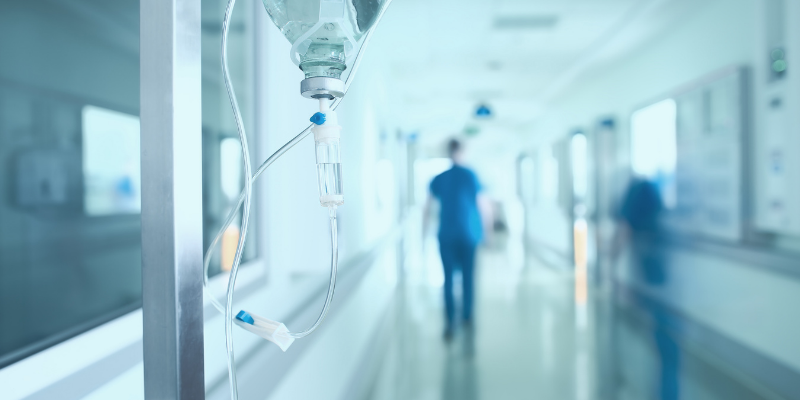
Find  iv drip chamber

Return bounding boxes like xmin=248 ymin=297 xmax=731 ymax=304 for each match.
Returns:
xmin=311 ymin=104 xmax=344 ymax=207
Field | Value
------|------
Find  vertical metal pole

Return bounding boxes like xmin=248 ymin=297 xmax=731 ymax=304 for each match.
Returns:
xmin=140 ymin=0 xmax=205 ymax=398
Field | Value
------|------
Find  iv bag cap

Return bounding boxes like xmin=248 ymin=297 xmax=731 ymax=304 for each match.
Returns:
xmin=301 ymin=77 xmax=345 ymax=99
xmin=236 ymin=310 xmax=255 ymax=325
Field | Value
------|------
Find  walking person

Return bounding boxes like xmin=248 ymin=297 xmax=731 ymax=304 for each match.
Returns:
xmin=614 ymin=177 xmax=677 ymax=400
xmin=425 ymin=139 xmax=488 ymax=340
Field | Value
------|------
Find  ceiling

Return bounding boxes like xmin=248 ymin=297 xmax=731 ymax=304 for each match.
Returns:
xmin=367 ymin=0 xmax=696 ymax=146
xmin=45 ymin=0 xmax=697 ymax=150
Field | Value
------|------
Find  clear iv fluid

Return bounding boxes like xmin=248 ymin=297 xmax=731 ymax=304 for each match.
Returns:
xmin=317 ymin=163 xmax=343 ymax=206
xmin=315 ymin=130 xmax=343 ymax=206
xmin=261 ymin=0 xmax=386 ymax=78
xmin=263 ymin=0 xmax=382 ymax=45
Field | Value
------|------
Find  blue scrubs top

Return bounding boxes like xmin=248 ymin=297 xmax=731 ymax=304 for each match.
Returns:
xmin=430 ymin=165 xmax=483 ymax=245
xmin=619 ymin=179 xmax=663 ymax=233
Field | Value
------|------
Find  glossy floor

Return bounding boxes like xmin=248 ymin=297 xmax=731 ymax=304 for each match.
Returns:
xmin=363 ymin=237 xmax=774 ymax=400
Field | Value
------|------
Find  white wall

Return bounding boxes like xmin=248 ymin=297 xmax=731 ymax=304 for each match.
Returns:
xmin=259 ymin=19 xmax=399 ymax=280
xmin=526 ymin=0 xmax=800 ymax=374
xmin=529 ymin=0 xmax=758 ymax=260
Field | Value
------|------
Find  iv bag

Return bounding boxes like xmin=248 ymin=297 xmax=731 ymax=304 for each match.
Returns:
xmin=261 ymin=0 xmax=387 ymax=79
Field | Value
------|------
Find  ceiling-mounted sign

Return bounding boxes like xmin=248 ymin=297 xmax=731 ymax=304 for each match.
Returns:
xmin=475 ymin=104 xmax=492 ymax=118
xmin=464 ymin=124 xmax=480 ymax=136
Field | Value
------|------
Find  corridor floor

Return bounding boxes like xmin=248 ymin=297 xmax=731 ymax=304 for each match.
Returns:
xmin=362 ymin=236 xmax=775 ymax=400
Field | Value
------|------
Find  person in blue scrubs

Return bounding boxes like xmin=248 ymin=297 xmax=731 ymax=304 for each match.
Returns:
xmin=617 ymin=177 xmax=678 ymax=400
xmin=426 ymin=139 xmax=485 ymax=339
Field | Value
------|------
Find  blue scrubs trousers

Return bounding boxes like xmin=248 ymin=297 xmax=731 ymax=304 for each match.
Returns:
xmin=439 ymin=238 xmax=477 ymax=326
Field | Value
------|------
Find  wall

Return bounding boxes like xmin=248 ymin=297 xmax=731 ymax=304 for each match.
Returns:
xmin=258 ymin=16 xmax=400 ymax=279
xmin=526 ymin=0 xmax=800 ymax=381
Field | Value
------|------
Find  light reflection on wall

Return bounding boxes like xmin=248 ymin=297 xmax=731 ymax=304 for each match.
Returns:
xmin=219 ymin=138 xmax=243 ymax=201
xmin=571 ymin=132 xmax=589 ymax=323
xmin=219 ymin=137 xmax=243 ymax=272
xmin=574 ymin=218 xmax=588 ymax=314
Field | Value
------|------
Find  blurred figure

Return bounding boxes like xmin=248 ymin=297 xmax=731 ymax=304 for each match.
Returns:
xmin=615 ymin=177 xmax=678 ymax=400
xmin=425 ymin=139 xmax=486 ymax=340
xmin=616 ymin=177 xmax=665 ymax=285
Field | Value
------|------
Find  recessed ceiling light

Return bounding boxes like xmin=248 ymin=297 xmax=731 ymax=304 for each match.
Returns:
xmin=493 ymin=15 xmax=558 ymax=30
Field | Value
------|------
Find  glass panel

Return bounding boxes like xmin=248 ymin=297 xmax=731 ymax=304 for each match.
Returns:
xmin=571 ymin=133 xmax=588 ymax=201
xmin=82 ymin=106 xmax=142 ymax=216
xmin=0 ymin=1 xmax=141 ymax=367
xmin=201 ymin=0 xmax=258 ymax=278
xmin=630 ymin=99 xmax=678 ymax=209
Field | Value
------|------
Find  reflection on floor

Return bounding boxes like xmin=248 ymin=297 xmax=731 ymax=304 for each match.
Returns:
xmin=364 ymin=236 xmax=773 ymax=400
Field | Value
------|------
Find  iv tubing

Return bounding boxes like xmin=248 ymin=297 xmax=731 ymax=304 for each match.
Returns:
xmin=221 ymin=0 xmax=251 ymax=398
xmin=214 ymin=0 xmax=392 ymax=398
xmin=205 ymin=0 xmax=392 ymax=315
xmin=293 ymin=207 xmax=339 ymax=338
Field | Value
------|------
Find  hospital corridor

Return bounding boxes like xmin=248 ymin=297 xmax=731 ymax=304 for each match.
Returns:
xmin=363 ymin=227 xmax=775 ymax=400
xmin=1 ymin=0 xmax=800 ymax=399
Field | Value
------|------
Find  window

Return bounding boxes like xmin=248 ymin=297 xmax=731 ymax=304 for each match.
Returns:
xmin=0 ymin=0 xmax=142 ymax=367
xmin=571 ymin=132 xmax=588 ymax=202
xmin=630 ymin=99 xmax=677 ymax=209
xmin=201 ymin=0 xmax=258 ymax=277
xmin=0 ymin=0 xmax=260 ymax=367
xmin=82 ymin=106 xmax=141 ymax=216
